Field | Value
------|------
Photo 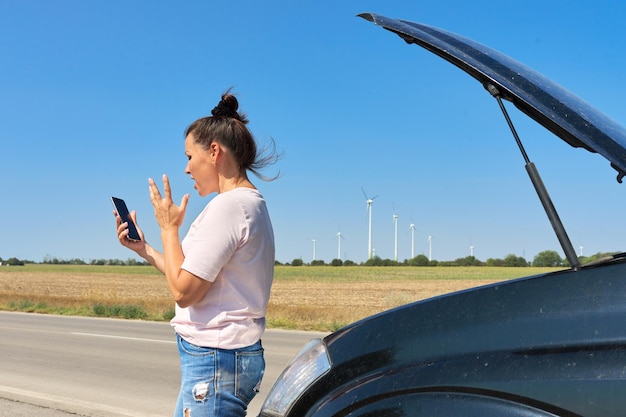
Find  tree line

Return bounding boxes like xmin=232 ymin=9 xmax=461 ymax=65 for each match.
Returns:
xmin=277 ymin=250 xmax=620 ymax=267
xmin=0 ymin=250 xmax=618 ymax=268
xmin=0 ymin=256 xmax=151 ymax=266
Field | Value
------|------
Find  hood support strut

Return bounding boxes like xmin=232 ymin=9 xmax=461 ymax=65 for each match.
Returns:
xmin=487 ymin=84 xmax=581 ymax=270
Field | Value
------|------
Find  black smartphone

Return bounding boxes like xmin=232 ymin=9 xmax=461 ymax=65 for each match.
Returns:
xmin=111 ymin=197 xmax=142 ymax=241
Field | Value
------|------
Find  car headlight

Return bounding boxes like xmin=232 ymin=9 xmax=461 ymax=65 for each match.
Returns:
xmin=260 ymin=338 xmax=331 ymax=417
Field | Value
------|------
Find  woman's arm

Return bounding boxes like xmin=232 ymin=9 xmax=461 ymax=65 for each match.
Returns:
xmin=149 ymin=175 xmax=212 ymax=308
xmin=160 ymin=228 xmax=212 ymax=308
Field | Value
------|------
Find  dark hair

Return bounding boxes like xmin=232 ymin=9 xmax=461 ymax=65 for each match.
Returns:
xmin=185 ymin=89 xmax=279 ymax=180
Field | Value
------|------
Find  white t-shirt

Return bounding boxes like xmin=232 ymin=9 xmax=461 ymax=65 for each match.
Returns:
xmin=171 ymin=188 xmax=275 ymax=349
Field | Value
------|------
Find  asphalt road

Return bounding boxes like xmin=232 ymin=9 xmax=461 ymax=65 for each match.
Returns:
xmin=0 ymin=311 xmax=328 ymax=416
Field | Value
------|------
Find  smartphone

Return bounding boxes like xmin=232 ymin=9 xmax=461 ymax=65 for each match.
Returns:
xmin=111 ymin=197 xmax=142 ymax=241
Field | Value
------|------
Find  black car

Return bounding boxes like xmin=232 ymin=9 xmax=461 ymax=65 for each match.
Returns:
xmin=258 ymin=13 xmax=626 ymax=417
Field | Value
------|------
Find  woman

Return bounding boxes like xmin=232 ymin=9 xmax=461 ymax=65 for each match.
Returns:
xmin=114 ymin=90 xmax=277 ymax=417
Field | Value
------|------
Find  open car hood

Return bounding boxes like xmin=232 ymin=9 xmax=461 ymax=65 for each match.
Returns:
xmin=359 ymin=13 xmax=626 ymax=181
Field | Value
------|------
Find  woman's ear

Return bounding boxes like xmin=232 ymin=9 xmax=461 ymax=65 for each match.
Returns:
xmin=210 ymin=142 xmax=222 ymax=163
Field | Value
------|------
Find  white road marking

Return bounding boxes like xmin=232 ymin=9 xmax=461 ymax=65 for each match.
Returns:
xmin=71 ymin=332 xmax=175 ymax=344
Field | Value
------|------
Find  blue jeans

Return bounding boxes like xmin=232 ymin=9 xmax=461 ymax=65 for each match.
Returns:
xmin=174 ymin=334 xmax=265 ymax=417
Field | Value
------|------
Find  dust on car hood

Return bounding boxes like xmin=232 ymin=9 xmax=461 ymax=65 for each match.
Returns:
xmin=359 ymin=13 xmax=626 ymax=182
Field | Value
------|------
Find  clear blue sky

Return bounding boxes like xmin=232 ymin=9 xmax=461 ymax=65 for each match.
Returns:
xmin=2 ymin=0 xmax=626 ymax=264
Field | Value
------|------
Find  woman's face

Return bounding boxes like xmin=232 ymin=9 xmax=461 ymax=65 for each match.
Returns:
xmin=184 ymin=134 xmax=218 ymax=196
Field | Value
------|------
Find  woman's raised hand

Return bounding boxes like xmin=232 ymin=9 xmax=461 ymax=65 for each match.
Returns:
xmin=149 ymin=174 xmax=190 ymax=232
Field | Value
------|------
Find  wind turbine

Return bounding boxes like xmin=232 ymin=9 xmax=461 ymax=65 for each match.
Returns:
xmin=311 ymin=239 xmax=316 ymax=262
xmin=336 ymin=231 xmax=345 ymax=260
xmin=361 ymin=188 xmax=378 ymax=260
xmin=428 ymin=235 xmax=433 ymax=261
xmin=409 ymin=222 xmax=416 ymax=259
xmin=392 ymin=212 xmax=398 ymax=262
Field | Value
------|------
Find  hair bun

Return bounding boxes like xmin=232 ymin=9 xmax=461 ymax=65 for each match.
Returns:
xmin=211 ymin=101 xmax=235 ymax=118
xmin=211 ymin=93 xmax=240 ymax=119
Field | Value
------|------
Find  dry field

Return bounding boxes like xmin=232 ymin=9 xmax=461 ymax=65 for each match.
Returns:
xmin=0 ymin=265 xmax=559 ymax=331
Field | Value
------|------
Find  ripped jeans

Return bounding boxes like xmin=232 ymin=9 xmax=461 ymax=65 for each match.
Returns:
xmin=174 ymin=334 xmax=265 ymax=417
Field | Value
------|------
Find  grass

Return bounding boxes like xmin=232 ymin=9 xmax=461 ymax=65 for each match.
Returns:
xmin=0 ymin=264 xmax=560 ymax=331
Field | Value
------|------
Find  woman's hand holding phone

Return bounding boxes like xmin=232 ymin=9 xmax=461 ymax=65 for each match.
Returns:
xmin=112 ymin=197 xmax=147 ymax=254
